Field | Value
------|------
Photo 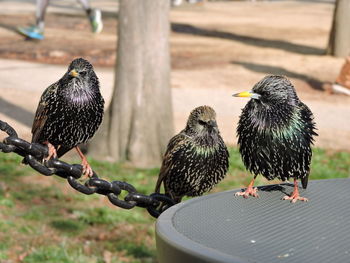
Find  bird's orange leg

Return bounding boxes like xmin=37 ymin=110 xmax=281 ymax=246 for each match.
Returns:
xmin=43 ymin=141 xmax=57 ymax=161
xmin=75 ymin=146 xmax=93 ymax=178
xmin=282 ymin=178 xmax=308 ymax=203
xmin=235 ymin=178 xmax=259 ymax=198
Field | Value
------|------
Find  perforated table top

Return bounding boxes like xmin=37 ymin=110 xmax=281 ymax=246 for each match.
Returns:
xmin=156 ymin=179 xmax=350 ymax=263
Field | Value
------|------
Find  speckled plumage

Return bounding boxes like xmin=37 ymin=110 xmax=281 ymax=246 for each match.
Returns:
xmin=155 ymin=106 xmax=229 ymax=203
xmin=235 ymin=75 xmax=317 ymax=201
xmin=31 ymin=58 xmax=104 ymax=158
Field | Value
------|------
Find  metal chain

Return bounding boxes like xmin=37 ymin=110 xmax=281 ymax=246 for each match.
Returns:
xmin=0 ymin=120 xmax=175 ymax=218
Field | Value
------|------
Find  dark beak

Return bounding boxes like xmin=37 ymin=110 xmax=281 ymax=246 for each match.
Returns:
xmin=207 ymin=120 xmax=218 ymax=133
xmin=207 ymin=120 xmax=217 ymax=128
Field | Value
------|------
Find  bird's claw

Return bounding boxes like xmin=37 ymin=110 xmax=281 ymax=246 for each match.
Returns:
xmin=81 ymin=161 xmax=93 ymax=179
xmin=235 ymin=187 xmax=259 ymax=198
xmin=44 ymin=142 xmax=57 ymax=161
xmin=282 ymin=194 xmax=308 ymax=203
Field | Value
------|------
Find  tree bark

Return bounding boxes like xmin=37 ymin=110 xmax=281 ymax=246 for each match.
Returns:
xmin=327 ymin=0 xmax=350 ymax=57
xmin=89 ymin=0 xmax=173 ymax=167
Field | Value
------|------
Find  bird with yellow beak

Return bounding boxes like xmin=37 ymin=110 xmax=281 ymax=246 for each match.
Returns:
xmin=233 ymin=75 xmax=317 ymax=203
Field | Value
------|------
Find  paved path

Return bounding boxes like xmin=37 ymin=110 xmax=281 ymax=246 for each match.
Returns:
xmin=0 ymin=0 xmax=349 ymax=151
xmin=1 ymin=58 xmax=350 ymax=152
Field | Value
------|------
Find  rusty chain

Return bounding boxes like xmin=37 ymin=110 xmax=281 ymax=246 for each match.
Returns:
xmin=0 ymin=120 xmax=175 ymax=218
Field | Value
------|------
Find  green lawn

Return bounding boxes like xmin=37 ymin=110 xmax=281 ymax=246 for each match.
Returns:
xmin=0 ymin=147 xmax=349 ymax=262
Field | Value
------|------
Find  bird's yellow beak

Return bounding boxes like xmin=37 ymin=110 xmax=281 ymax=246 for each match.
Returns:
xmin=69 ymin=69 xmax=79 ymax=77
xmin=233 ymin=91 xmax=261 ymax=99
xmin=233 ymin=91 xmax=254 ymax=98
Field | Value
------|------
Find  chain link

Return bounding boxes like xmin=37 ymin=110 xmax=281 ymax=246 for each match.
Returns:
xmin=0 ymin=120 xmax=175 ymax=218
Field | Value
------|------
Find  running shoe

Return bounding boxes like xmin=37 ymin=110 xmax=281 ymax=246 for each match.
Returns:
xmin=89 ymin=9 xmax=103 ymax=34
xmin=17 ymin=25 xmax=44 ymax=40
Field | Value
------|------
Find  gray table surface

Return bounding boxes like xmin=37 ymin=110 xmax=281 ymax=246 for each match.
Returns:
xmin=156 ymin=179 xmax=350 ymax=263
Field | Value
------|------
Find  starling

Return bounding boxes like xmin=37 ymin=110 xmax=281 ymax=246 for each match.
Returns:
xmin=29 ymin=58 xmax=104 ymax=177
xmin=155 ymin=105 xmax=229 ymax=203
xmin=233 ymin=75 xmax=317 ymax=203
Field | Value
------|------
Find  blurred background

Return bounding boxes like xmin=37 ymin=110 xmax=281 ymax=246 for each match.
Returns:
xmin=0 ymin=0 xmax=349 ymax=262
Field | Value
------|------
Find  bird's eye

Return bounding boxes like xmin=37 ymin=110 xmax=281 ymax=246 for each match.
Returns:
xmin=198 ymin=120 xmax=206 ymax=126
xmin=80 ymin=71 xmax=87 ymax=76
xmin=261 ymin=90 xmax=269 ymax=97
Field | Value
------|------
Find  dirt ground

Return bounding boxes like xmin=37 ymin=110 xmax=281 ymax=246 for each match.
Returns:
xmin=1 ymin=0 xmax=350 ymax=151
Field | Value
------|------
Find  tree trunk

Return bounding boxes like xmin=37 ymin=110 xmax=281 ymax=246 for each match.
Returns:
xmin=327 ymin=0 xmax=350 ymax=57
xmin=89 ymin=0 xmax=173 ymax=167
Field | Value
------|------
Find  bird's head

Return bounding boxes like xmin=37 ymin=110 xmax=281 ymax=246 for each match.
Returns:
xmin=60 ymin=58 xmax=100 ymax=105
xmin=233 ymin=75 xmax=299 ymax=107
xmin=186 ymin=105 xmax=219 ymax=137
xmin=64 ymin=58 xmax=98 ymax=89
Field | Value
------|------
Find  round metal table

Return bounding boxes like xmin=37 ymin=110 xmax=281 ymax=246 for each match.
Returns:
xmin=156 ymin=179 xmax=350 ymax=263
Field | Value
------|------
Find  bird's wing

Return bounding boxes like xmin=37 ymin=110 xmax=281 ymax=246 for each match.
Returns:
xmin=31 ymin=82 xmax=59 ymax=143
xmin=298 ymin=102 xmax=317 ymax=189
xmin=155 ymin=133 xmax=188 ymax=193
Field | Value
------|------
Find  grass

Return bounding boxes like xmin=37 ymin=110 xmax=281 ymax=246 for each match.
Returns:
xmin=0 ymin=147 xmax=349 ymax=262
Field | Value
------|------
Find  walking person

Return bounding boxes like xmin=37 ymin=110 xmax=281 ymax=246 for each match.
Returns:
xmin=17 ymin=0 xmax=103 ymax=40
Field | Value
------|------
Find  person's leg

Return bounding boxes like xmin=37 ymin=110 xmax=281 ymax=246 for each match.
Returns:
xmin=36 ymin=0 xmax=50 ymax=32
xmin=77 ymin=0 xmax=90 ymax=11
xmin=17 ymin=0 xmax=48 ymax=39
xmin=77 ymin=0 xmax=103 ymax=33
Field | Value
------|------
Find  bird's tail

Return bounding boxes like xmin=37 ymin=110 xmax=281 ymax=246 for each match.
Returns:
xmin=301 ymin=175 xmax=309 ymax=189
xmin=154 ymin=176 xmax=163 ymax=193
xmin=22 ymin=157 xmax=28 ymax=165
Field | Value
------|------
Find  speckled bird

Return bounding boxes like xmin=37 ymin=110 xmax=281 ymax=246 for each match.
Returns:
xmin=233 ymin=75 xmax=317 ymax=203
xmin=155 ymin=105 xmax=229 ymax=203
xmin=29 ymin=58 xmax=104 ymax=177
